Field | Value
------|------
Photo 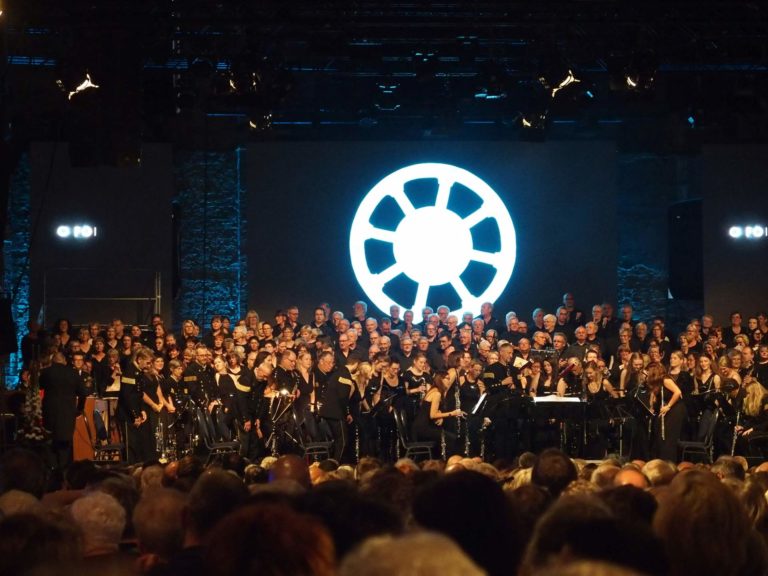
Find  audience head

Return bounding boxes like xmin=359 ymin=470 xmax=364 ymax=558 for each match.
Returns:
xmin=186 ymin=469 xmax=249 ymax=544
xmin=339 ymin=532 xmax=485 ymax=576
xmin=70 ymin=490 xmax=126 ymax=556
xmin=268 ymin=454 xmax=311 ymax=490
xmin=522 ymin=495 xmax=666 ymax=575
xmin=0 ymin=513 xmax=81 ymax=575
xmin=413 ymin=470 xmax=523 ymax=576
xmin=0 ymin=449 xmax=47 ymax=499
xmin=133 ymin=487 xmax=188 ymax=561
xmin=531 ymin=448 xmax=578 ymax=498
xmin=206 ymin=503 xmax=335 ymax=576
xmin=654 ymin=469 xmax=757 ymax=576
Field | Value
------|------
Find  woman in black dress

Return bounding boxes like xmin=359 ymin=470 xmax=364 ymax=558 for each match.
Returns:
xmin=53 ymin=318 xmax=72 ymax=351
xmin=89 ymin=337 xmax=109 ymax=397
xmin=647 ymin=362 xmax=685 ymax=462
xmin=735 ymin=378 xmax=768 ymax=459
xmin=668 ymin=350 xmax=694 ymax=440
xmin=403 ymin=353 xmax=433 ymax=426
xmin=465 ymin=358 xmax=486 ymax=432
xmin=583 ymin=361 xmax=618 ymax=458
xmin=369 ymin=357 xmax=405 ymax=461
xmin=411 ymin=371 xmax=463 ymax=446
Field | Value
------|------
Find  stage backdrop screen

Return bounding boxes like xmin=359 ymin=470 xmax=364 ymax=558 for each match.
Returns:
xmin=244 ymin=141 xmax=617 ymax=321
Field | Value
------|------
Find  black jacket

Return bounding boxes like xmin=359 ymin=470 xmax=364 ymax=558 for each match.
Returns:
xmin=40 ymin=362 xmax=88 ymax=441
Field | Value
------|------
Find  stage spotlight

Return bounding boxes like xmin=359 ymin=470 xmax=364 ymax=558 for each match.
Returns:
xmin=66 ymin=73 xmax=99 ymax=100
xmin=521 ymin=112 xmax=547 ymax=130
xmin=248 ymin=111 xmax=273 ymax=131
xmin=56 ymin=226 xmax=72 ymax=238
xmin=549 ymin=69 xmax=581 ymax=98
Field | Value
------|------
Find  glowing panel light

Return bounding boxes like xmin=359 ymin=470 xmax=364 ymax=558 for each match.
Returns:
xmin=728 ymin=225 xmax=767 ymax=240
xmin=349 ymin=163 xmax=516 ymax=316
xmin=56 ymin=224 xmax=98 ymax=239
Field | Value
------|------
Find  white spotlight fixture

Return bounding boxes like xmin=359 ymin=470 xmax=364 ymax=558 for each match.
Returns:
xmin=551 ymin=69 xmax=581 ymax=98
xmin=68 ymin=73 xmax=100 ymax=100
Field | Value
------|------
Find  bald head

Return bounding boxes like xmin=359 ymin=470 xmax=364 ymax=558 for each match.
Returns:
xmin=614 ymin=467 xmax=649 ymax=489
xmin=269 ymin=454 xmax=311 ymax=490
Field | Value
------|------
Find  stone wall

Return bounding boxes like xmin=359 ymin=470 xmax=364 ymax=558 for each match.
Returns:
xmin=172 ymin=149 xmax=247 ymax=329
xmin=616 ymin=152 xmax=702 ymax=331
xmin=2 ymin=154 xmax=31 ymax=383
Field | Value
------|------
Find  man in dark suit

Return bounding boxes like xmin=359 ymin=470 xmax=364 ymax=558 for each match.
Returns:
xmin=318 ymin=353 xmax=354 ymax=462
xmin=40 ymin=352 xmax=88 ymax=470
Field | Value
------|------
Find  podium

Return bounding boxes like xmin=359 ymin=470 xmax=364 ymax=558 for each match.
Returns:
xmin=73 ymin=397 xmax=117 ymax=460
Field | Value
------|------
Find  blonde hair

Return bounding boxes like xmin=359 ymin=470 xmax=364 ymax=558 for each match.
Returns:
xmin=743 ymin=380 xmax=768 ymax=418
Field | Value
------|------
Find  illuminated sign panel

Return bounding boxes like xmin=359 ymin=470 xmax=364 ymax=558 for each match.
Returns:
xmin=728 ymin=225 xmax=767 ymax=239
xmin=55 ymin=224 xmax=98 ymax=239
xmin=350 ymin=163 xmax=516 ymax=315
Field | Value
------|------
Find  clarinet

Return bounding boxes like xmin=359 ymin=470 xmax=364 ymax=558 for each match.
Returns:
xmin=731 ymin=409 xmax=741 ymax=456
xmin=355 ymin=421 xmax=360 ymax=463
xmin=660 ymin=386 xmax=666 ymax=441
xmin=455 ymin=374 xmax=462 ymax=449
xmin=417 ymin=376 xmax=426 ymax=401
xmin=440 ymin=429 xmax=447 ymax=460
xmin=156 ymin=418 xmax=167 ymax=462
xmin=458 ymin=371 xmax=471 ymax=456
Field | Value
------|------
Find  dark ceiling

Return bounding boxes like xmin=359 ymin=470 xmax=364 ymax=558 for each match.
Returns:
xmin=1 ymin=1 xmax=767 ymax=159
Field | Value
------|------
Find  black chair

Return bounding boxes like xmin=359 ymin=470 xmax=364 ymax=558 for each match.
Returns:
xmin=92 ymin=409 xmax=123 ymax=462
xmin=678 ymin=409 xmax=718 ymax=463
xmin=294 ymin=412 xmax=333 ymax=462
xmin=303 ymin=440 xmax=333 ymax=462
xmin=393 ymin=408 xmax=434 ymax=461
xmin=195 ymin=407 xmax=239 ymax=465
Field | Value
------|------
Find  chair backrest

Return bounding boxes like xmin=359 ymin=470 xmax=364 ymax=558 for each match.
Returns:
xmin=93 ymin=409 xmax=109 ymax=442
xmin=392 ymin=408 xmax=410 ymax=447
xmin=195 ymin=407 xmax=213 ymax=446
xmin=698 ymin=409 xmax=719 ymax=444
xmin=211 ymin=405 xmax=231 ymax=441
xmin=202 ymin=408 xmax=220 ymax=444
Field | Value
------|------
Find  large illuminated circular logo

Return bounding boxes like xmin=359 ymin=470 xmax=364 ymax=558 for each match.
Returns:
xmin=350 ymin=163 xmax=516 ymax=315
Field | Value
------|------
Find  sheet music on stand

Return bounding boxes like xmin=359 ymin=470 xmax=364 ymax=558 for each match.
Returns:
xmin=513 ymin=357 xmax=531 ymax=370
xmin=533 ymin=396 xmax=583 ymax=403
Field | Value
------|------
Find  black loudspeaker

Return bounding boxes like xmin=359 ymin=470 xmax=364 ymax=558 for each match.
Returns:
xmin=668 ymin=199 xmax=703 ymax=300
xmin=0 ymin=298 xmax=18 ymax=355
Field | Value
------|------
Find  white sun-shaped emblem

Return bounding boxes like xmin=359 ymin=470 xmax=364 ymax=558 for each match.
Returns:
xmin=349 ymin=163 xmax=516 ymax=315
